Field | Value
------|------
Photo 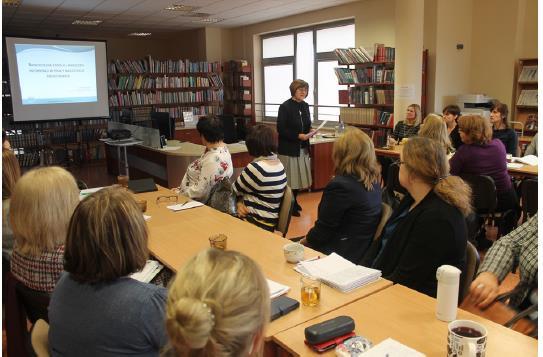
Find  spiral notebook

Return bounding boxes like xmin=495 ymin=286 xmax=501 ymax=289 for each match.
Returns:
xmin=295 ymin=253 xmax=381 ymax=293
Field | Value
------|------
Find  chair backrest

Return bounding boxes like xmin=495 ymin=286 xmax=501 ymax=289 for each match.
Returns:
xmin=373 ymin=202 xmax=392 ymax=241
xmin=31 ymin=319 xmax=50 ymax=357
xmin=510 ymin=121 xmax=524 ymax=137
xmin=382 ymin=161 xmax=407 ymax=210
xmin=276 ymin=186 xmax=294 ymax=237
xmin=5 ymin=272 xmax=50 ymax=357
xmin=521 ymin=178 xmax=538 ymax=221
xmin=460 ymin=174 xmax=497 ymax=214
xmin=460 ymin=241 xmax=480 ymax=304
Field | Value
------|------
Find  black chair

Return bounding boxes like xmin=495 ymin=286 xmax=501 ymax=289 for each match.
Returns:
xmin=521 ymin=178 xmax=537 ymax=222
xmin=459 ymin=241 xmax=480 ymax=303
xmin=5 ymin=272 xmax=50 ymax=357
xmin=219 ymin=114 xmax=238 ymax=144
xmin=460 ymin=174 xmax=514 ymax=240
xmin=382 ymin=161 xmax=407 ymax=210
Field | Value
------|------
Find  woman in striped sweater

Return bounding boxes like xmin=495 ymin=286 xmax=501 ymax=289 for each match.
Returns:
xmin=234 ymin=124 xmax=287 ymax=232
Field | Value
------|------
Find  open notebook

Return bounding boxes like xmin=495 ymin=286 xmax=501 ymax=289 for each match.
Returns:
xmin=295 ymin=253 xmax=381 ymax=293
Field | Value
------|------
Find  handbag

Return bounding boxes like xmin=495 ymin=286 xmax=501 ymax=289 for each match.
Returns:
xmin=206 ymin=178 xmax=237 ymax=216
xmin=460 ymin=292 xmax=537 ymax=337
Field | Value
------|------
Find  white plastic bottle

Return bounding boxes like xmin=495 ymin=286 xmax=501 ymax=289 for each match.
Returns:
xmin=435 ymin=265 xmax=461 ymax=322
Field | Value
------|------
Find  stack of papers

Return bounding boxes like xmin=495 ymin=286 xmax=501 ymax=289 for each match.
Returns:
xmin=167 ymin=201 xmax=204 ymax=211
xmin=267 ymin=279 xmax=290 ymax=298
xmin=130 ymin=260 xmax=164 ymax=283
xmin=294 ymin=253 xmax=381 ymax=292
xmin=362 ymin=338 xmax=425 ymax=357
xmin=512 ymin=154 xmax=538 ymax=166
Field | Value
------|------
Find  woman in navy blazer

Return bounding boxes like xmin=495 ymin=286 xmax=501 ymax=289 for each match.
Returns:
xmin=364 ymin=137 xmax=472 ymax=297
xmin=302 ymin=128 xmax=382 ymax=264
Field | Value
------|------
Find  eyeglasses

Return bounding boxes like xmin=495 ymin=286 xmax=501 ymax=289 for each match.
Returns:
xmin=156 ymin=195 xmax=178 ymax=205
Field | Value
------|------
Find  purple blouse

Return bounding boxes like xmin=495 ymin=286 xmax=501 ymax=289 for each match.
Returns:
xmin=449 ymin=139 xmax=512 ymax=193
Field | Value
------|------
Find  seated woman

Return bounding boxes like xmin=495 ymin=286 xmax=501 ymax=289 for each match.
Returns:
xmin=9 ymin=167 xmax=79 ymax=293
xmin=177 ymin=116 xmax=233 ymax=202
xmin=2 ymin=149 xmax=21 ymax=261
xmin=490 ymin=100 xmax=518 ymax=155
xmin=301 ymin=128 xmax=382 ymax=263
xmin=466 ymin=214 xmax=537 ymax=309
xmin=234 ymin=124 xmax=287 ymax=232
xmin=48 ymin=187 xmax=167 ymax=356
xmin=388 ymin=104 xmax=421 ymax=145
xmin=163 ymin=249 xmax=269 ymax=356
xmin=365 ymin=137 xmax=471 ymax=298
xmin=450 ymin=115 xmax=519 ymax=236
xmin=524 ymin=132 xmax=538 ymax=156
xmin=418 ymin=114 xmax=454 ymax=155
xmin=442 ymin=104 xmax=463 ymax=150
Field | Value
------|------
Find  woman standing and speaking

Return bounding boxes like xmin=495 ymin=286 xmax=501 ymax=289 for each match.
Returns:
xmin=277 ymin=79 xmax=316 ymax=216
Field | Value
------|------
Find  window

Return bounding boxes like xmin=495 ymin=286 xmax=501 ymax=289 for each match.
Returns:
xmin=261 ymin=21 xmax=354 ymax=121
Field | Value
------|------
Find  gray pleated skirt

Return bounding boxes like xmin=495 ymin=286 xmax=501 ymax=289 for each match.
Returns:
xmin=278 ymin=148 xmax=312 ymax=190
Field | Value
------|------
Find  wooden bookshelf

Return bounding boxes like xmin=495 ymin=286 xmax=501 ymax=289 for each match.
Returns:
xmin=108 ymin=57 xmax=224 ymax=125
xmin=223 ymin=60 xmax=255 ymax=124
xmin=513 ymin=58 xmax=537 ymax=136
xmin=334 ymin=45 xmax=395 ymax=146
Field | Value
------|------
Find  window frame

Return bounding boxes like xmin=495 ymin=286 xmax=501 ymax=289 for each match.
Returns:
xmin=261 ymin=19 xmax=354 ymax=122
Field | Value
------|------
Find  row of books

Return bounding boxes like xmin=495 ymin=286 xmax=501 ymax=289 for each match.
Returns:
xmin=154 ymin=105 xmax=223 ymax=120
xmin=349 ymin=87 xmax=394 ymax=105
xmin=15 ymin=151 xmax=41 ymax=168
xmin=373 ymin=43 xmax=395 ymax=62
xmin=208 ymin=73 xmax=224 ymax=87
xmin=518 ymin=66 xmax=538 ymax=82
xmin=335 ymin=47 xmax=373 ymax=64
xmin=108 ymin=89 xmax=224 ymax=107
xmin=108 ymin=56 xmax=221 ymax=74
xmin=334 ymin=67 xmax=394 ymax=84
xmin=80 ymin=128 xmax=106 ymax=142
xmin=517 ymin=90 xmax=538 ymax=106
xmin=108 ymin=75 xmax=220 ymax=90
xmin=4 ymin=119 xmax=107 ymax=132
xmin=9 ymin=132 xmax=45 ymax=149
xmin=340 ymin=107 xmax=394 ymax=126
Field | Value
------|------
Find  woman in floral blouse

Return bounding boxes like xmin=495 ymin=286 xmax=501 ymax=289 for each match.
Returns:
xmin=178 ymin=116 xmax=233 ymax=202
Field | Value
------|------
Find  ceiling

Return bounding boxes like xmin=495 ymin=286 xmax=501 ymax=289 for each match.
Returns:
xmin=3 ymin=0 xmax=359 ymax=39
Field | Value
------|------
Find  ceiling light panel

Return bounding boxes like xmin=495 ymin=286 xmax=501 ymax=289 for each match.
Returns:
xmin=72 ymin=19 xmax=103 ymax=25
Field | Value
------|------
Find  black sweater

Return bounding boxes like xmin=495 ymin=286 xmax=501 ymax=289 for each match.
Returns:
xmin=277 ymin=99 xmax=311 ymax=157
xmin=364 ymin=190 xmax=467 ymax=298
xmin=493 ymin=128 xmax=518 ymax=155
xmin=306 ymin=175 xmax=382 ymax=264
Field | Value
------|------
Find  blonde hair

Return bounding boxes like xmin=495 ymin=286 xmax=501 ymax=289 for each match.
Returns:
xmin=10 ymin=166 xmax=79 ymax=256
xmin=64 ymin=187 xmax=148 ymax=284
xmin=419 ymin=114 xmax=454 ymax=154
xmin=407 ymin=104 xmax=422 ymax=126
xmin=458 ymin=115 xmax=493 ymax=145
xmin=403 ymin=137 xmax=472 ymax=216
xmin=166 ymin=249 xmax=270 ymax=356
xmin=333 ymin=127 xmax=380 ymax=190
xmin=2 ymin=149 xmax=21 ymax=200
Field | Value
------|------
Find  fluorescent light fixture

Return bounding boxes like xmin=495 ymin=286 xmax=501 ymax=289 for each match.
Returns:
xmin=72 ymin=19 xmax=102 ymax=26
xmin=165 ymin=4 xmax=195 ymax=11
xmin=193 ymin=17 xmax=223 ymax=23
xmin=128 ymin=32 xmax=152 ymax=37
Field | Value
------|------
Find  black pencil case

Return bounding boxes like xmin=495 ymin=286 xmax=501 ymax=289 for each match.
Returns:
xmin=304 ymin=316 xmax=355 ymax=345
xmin=270 ymin=295 xmax=300 ymax=321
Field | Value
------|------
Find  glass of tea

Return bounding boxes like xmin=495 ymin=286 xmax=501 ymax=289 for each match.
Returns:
xmin=209 ymin=234 xmax=228 ymax=250
xmin=117 ymin=175 xmax=129 ymax=188
xmin=301 ymin=275 xmax=321 ymax=307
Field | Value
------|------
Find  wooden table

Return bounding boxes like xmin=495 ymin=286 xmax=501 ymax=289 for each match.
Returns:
xmin=136 ymin=187 xmax=392 ymax=343
xmin=273 ymin=284 xmax=537 ymax=356
xmin=374 ymin=145 xmax=538 ymax=177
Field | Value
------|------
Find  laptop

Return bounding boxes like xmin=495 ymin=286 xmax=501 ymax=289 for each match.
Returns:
xmin=128 ymin=178 xmax=158 ymax=193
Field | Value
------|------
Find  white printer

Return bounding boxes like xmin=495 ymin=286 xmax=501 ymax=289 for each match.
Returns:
xmin=456 ymin=94 xmax=493 ymax=118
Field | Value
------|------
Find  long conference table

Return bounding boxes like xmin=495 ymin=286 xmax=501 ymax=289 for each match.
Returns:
xmin=136 ymin=186 xmax=392 ymax=353
xmin=375 ymin=145 xmax=538 ymax=178
xmin=133 ymin=186 xmax=537 ymax=356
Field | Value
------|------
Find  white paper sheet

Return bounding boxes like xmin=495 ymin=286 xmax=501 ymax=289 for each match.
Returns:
xmin=167 ymin=201 xmax=204 ymax=211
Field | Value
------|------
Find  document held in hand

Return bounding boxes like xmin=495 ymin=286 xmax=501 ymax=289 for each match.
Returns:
xmin=294 ymin=253 xmax=381 ymax=292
